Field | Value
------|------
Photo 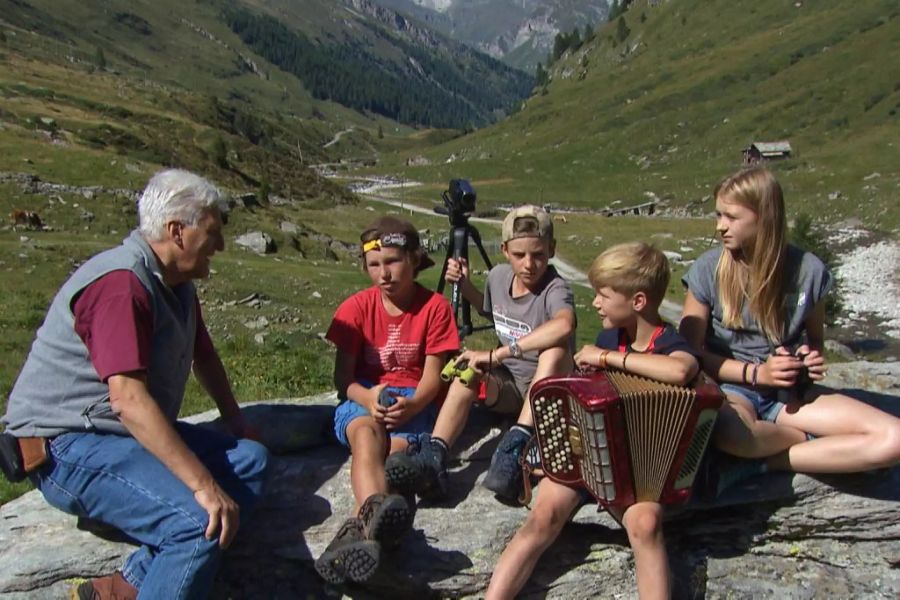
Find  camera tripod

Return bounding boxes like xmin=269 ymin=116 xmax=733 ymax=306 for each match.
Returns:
xmin=434 ymin=204 xmax=494 ymax=340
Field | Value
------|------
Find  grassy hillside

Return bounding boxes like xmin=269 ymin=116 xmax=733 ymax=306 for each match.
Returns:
xmin=375 ymin=0 xmax=900 ymax=231
xmin=0 ymin=0 xmax=401 ymax=196
xmin=0 ymin=0 xmax=531 ymax=194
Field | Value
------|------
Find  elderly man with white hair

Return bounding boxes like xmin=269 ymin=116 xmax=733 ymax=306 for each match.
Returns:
xmin=1 ymin=169 xmax=269 ymax=599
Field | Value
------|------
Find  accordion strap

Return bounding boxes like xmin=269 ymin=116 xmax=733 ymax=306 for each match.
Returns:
xmin=518 ymin=434 xmax=542 ymax=506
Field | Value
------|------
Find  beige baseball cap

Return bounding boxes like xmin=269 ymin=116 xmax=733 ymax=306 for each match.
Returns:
xmin=501 ymin=205 xmax=553 ymax=243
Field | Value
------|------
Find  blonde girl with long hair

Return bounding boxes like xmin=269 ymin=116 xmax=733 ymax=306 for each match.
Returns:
xmin=680 ymin=167 xmax=900 ymax=477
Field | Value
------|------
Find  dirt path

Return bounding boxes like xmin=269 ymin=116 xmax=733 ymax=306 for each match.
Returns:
xmin=322 ymin=127 xmax=354 ymax=149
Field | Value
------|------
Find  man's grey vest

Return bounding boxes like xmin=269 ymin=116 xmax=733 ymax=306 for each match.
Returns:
xmin=3 ymin=230 xmax=197 ymax=437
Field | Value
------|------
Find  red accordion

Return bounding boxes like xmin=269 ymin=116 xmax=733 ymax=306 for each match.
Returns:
xmin=529 ymin=370 xmax=723 ymax=508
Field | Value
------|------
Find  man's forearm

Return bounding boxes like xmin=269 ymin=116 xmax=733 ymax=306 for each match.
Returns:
xmin=193 ymin=352 xmax=241 ymax=423
xmin=111 ymin=378 xmax=215 ymax=493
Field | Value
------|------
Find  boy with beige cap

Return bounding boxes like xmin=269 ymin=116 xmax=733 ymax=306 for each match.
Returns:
xmin=385 ymin=205 xmax=576 ymax=503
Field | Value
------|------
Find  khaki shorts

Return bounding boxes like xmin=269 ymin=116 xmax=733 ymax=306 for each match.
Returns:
xmin=483 ymin=364 xmax=527 ymax=415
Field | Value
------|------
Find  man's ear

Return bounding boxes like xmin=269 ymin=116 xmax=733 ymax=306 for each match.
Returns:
xmin=548 ymin=239 xmax=556 ymax=259
xmin=500 ymin=242 xmax=509 ymax=260
xmin=632 ymin=291 xmax=648 ymax=312
xmin=166 ymin=221 xmax=184 ymax=247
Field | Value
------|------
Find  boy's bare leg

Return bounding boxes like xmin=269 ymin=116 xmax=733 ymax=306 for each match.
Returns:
xmin=516 ymin=346 xmax=573 ymax=427
xmin=321 ymin=417 xmax=412 ymax=586
xmin=612 ymin=502 xmax=669 ymax=600
xmin=484 ymin=347 xmax=573 ymax=501
xmin=432 ymin=377 xmax=480 ymax=448
xmin=486 ymin=479 xmax=583 ymax=600
xmin=383 ymin=379 xmax=478 ymax=500
xmin=346 ymin=416 xmax=389 ymax=509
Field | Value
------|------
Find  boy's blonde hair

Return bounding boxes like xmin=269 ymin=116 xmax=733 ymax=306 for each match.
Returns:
xmin=588 ymin=242 xmax=670 ymax=305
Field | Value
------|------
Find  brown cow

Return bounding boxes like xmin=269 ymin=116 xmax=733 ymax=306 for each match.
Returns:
xmin=10 ymin=210 xmax=44 ymax=230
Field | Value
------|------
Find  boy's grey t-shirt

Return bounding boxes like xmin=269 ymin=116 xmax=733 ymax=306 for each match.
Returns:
xmin=484 ymin=263 xmax=575 ymax=391
xmin=681 ymin=244 xmax=832 ymax=364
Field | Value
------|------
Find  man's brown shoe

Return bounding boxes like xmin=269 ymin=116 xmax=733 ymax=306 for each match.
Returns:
xmin=70 ymin=572 xmax=137 ymax=600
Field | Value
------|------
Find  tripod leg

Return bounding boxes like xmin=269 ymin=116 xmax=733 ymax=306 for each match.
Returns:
xmin=468 ymin=225 xmax=494 ymax=272
xmin=450 ymin=227 xmax=474 ymax=338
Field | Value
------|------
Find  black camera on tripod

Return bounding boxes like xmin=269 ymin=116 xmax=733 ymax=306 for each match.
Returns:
xmin=436 ymin=179 xmax=477 ymax=226
xmin=434 ymin=178 xmax=493 ymax=340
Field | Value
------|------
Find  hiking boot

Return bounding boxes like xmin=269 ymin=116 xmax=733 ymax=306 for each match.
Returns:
xmin=314 ymin=517 xmax=380 ymax=585
xmin=358 ymin=493 xmax=414 ymax=550
xmin=70 ymin=572 xmax=137 ymax=600
xmin=482 ymin=426 xmax=532 ymax=503
xmin=385 ymin=433 xmax=449 ymax=501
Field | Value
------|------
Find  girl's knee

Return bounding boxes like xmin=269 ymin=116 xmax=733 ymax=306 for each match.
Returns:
xmin=872 ymin=419 xmax=900 ymax=467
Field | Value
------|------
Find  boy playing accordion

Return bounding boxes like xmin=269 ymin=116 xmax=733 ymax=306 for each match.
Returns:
xmin=486 ymin=242 xmax=700 ymax=600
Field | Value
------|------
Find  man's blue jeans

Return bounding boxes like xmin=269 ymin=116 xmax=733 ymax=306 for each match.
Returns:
xmin=32 ymin=422 xmax=269 ymax=599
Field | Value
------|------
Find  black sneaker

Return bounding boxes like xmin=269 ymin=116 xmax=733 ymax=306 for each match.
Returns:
xmin=482 ymin=427 xmax=532 ymax=503
xmin=315 ymin=517 xmax=380 ymax=585
xmin=385 ymin=433 xmax=449 ymax=501
xmin=358 ymin=493 xmax=414 ymax=550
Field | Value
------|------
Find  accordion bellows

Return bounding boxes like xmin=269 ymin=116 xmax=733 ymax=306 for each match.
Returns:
xmin=530 ymin=370 xmax=723 ymax=508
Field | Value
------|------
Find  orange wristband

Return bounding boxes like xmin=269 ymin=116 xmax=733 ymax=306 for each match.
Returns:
xmin=598 ymin=350 xmax=610 ymax=369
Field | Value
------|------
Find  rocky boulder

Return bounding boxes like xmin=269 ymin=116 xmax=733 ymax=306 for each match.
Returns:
xmin=235 ymin=231 xmax=276 ymax=255
xmin=1 ymin=363 xmax=898 ymax=598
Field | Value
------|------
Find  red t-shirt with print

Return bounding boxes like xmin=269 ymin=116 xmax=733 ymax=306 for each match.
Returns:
xmin=326 ymin=284 xmax=459 ymax=388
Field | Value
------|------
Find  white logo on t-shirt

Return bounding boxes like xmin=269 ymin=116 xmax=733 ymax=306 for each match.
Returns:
xmin=364 ymin=323 xmax=421 ymax=371
xmin=797 ymin=292 xmax=807 ymax=307
xmin=492 ymin=311 xmax=532 ymax=345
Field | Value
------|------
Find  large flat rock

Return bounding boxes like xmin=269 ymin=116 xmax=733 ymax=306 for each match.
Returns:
xmin=2 ymin=364 xmax=899 ymax=599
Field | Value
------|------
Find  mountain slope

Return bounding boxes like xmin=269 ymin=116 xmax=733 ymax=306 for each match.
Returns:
xmin=384 ymin=0 xmax=900 ymax=229
xmin=377 ymin=0 xmax=612 ymax=70
xmin=227 ymin=0 xmax=533 ymax=128
xmin=0 ymin=0 xmax=533 ymax=197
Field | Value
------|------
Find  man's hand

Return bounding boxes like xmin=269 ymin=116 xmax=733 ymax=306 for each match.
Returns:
xmin=193 ymin=482 xmax=240 ymax=548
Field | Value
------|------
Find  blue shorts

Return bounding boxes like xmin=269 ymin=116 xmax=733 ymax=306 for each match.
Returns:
xmin=333 ymin=384 xmax=437 ymax=448
xmin=720 ymin=384 xmax=784 ymax=422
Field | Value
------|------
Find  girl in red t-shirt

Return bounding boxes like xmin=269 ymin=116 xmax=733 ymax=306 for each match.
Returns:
xmin=315 ymin=216 xmax=458 ymax=585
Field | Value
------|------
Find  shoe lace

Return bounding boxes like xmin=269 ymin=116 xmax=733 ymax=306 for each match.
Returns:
xmin=357 ymin=494 xmax=383 ymax=527
xmin=404 ymin=432 xmax=431 ymax=456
